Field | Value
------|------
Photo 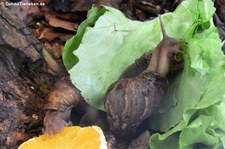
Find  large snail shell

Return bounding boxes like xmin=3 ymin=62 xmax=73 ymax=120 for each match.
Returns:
xmin=104 ymin=71 xmax=168 ymax=136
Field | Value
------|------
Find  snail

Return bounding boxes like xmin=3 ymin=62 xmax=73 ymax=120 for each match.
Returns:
xmin=104 ymin=16 xmax=182 ymax=136
xmin=43 ymin=77 xmax=83 ymax=135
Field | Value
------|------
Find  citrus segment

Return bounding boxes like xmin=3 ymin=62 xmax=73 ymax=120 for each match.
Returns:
xmin=19 ymin=126 xmax=108 ymax=149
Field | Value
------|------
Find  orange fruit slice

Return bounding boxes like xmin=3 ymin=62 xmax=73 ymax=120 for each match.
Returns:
xmin=19 ymin=126 xmax=108 ymax=149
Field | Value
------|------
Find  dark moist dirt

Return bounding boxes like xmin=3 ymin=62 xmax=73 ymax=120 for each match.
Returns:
xmin=1 ymin=0 xmax=225 ymax=148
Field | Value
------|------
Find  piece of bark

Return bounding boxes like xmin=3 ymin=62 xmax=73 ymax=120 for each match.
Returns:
xmin=0 ymin=5 xmax=54 ymax=148
xmin=0 ymin=46 xmax=47 ymax=148
xmin=0 ymin=5 xmax=42 ymax=62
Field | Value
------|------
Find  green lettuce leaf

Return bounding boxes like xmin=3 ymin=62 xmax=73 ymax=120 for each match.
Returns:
xmin=63 ymin=0 xmax=225 ymax=148
xmin=148 ymin=1 xmax=225 ymax=148
xmin=62 ymin=6 xmax=106 ymax=70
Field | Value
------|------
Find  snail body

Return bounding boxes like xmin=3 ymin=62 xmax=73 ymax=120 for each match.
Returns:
xmin=104 ymin=16 xmax=182 ymax=136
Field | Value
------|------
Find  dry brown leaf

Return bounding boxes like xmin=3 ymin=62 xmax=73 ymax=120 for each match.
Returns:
xmin=38 ymin=28 xmax=61 ymax=41
xmin=48 ymin=17 xmax=77 ymax=31
xmin=38 ymin=27 xmax=73 ymax=42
